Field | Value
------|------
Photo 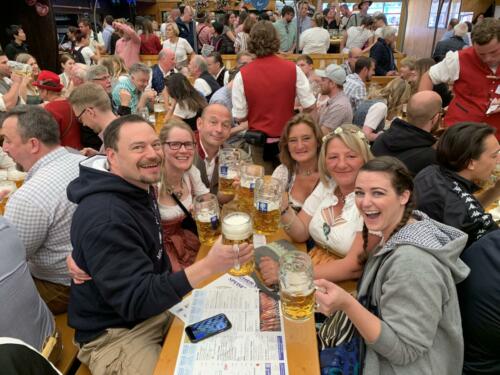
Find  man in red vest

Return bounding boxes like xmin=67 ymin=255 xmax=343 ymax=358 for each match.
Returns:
xmin=232 ymin=21 xmax=316 ymax=173
xmin=419 ymin=18 xmax=500 ymax=139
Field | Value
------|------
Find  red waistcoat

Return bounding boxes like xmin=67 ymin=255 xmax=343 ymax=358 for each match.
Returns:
xmin=240 ymin=55 xmax=296 ymax=137
xmin=444 ymin=47 xmax=500 ymax=139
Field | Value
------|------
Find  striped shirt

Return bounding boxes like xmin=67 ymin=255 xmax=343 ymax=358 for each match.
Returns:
xmin=5 ymin=147 xmax=85 ymax=285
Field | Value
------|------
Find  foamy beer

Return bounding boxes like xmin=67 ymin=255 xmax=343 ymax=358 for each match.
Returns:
xmin=153 ymin=102 xmax=166 ymax=134
xmin=238 ymin=164 xmax=264 ymax=214
xmin=279 ymin=251 xmax=314 ymax=321
xmin=218 ymin=148 xmax=240 ymax=195
xmin=0 ymin=180 xmax=17 ymax=216
xmin=222 ymin=212 xmax=254 ymax=276
xmin=194 ymin=193 xmax=221 ymax=247
xmin=7 ymin=169 xmax=26 ymax=189
xmin=253 ymin=176 xmax=282 ymax=235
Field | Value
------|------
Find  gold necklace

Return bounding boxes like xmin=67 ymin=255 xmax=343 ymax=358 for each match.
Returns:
xmin=297 ymin=167 xmax=314 ymax=176
xmin=166 ymin=178 xmax=184 ymax=199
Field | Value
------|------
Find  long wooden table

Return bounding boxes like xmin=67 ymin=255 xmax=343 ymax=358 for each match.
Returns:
xmin=153 ymin=230 xmax=321 ymax=375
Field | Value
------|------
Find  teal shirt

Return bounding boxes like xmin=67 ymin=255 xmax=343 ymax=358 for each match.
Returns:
xmin=111 ymin=77 xmax=141 ymax=114
xmin=273 ymin=19 xmax=297 ymax=52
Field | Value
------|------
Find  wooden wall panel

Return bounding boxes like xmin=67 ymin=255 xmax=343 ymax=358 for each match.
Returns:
xmin=402 ymin=0 xmax=497 ymax=58
xmin=402 ymin=0 xmax=442 ymax=58
xmin=461 ymin=0 xmax=494 ymax=15
xmin=0 ymin=0 xmax=59 ymax=72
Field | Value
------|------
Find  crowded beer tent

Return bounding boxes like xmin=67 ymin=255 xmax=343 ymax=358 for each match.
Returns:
xmin=1 ymin=0 xmax=500 ymax=374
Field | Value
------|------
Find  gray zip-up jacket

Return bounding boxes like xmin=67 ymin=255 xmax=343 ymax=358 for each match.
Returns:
xmin=360 ymin=211 xmax=469 ymax=375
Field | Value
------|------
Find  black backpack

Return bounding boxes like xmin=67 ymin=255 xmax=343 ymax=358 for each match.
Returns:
xmin=73 ymin=46 xmax=86 ymax=64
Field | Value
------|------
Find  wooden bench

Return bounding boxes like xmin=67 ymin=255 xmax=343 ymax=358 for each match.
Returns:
xmin=140 ymin=52 xmax=406 ymax=70
xmin=54 ymin=313 xmax=79 ymax=375
xmin=75 ymin=364 xmax=92 ymax=375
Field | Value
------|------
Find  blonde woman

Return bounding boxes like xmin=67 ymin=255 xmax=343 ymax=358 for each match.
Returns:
xmin=299 ymin=13 xmax=331 ymax=54
xmin=99 ymin=55 xmax=128 ymax=87
xmin=16 ymin=53 xmax=41 ymax=104
xmin=162 ymin=22 xmax=194 ymax=68
xmin=158 ymin=119 xmax=209 ymax=272
xmin=259 ymin=125 xmax=380 ymax=286
xmin=356 ymin=78 xmax=413 ymax=141
xmin=398 ymin=56 xmax=417 ymax=84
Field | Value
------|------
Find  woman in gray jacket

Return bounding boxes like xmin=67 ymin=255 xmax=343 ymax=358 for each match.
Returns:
xmin=315 ymin=156 xmax=469 ymax=374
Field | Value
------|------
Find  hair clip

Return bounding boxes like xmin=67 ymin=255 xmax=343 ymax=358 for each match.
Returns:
xmin=322 ymin=126 xmax=367 ymax=143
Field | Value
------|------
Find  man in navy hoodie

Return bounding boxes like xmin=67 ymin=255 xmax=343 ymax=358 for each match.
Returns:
xmin=66 ymin=114 xmax=253 ymax=375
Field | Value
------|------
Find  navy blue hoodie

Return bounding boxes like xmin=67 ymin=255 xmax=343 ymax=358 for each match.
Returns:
xmin=66 ymin=156 xmax=192 ymax=344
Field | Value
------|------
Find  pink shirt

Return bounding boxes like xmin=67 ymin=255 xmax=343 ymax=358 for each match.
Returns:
xmin=197 ymin=24 xmax=214 ymax=47
xmin=114 ymin=24 xmax=141 ymax=69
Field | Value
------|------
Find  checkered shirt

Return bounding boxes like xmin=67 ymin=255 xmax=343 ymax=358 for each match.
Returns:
xmin=344 ymin=73 xmax=367 ymax=111
xmin=5 ymin=148 xmax=85 ymax=285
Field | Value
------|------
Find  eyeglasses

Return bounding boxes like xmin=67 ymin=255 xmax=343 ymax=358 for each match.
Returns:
xmin=92 ymin=75 xmax=111 ymax=81
xmin=163 ymin=141 xmax=196 ymax=150
xmin=429 ymin=109 xmax=444 ymax=121
xmin=76 ymin=107 xmax=88 ymax=121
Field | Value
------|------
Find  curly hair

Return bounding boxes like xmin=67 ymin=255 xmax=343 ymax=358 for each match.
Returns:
xmin=370 ymin=77 xmax=412 ymax=120
xmin=248 ymin=21 xmax=280 ymax=57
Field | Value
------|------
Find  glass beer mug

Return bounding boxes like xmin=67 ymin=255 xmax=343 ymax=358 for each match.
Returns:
xmin=7 ymin=61 xmax=32 ymax=77
xmin=218 ymin=148 xmax=240 ymax=195
xmin=222 ymin=212 xmax=254 ymax=276
xmin=0 ymin=179 xmax=16 ymax=216
xmin=194 ymin=193 xmax=221 ymax=247
xmin=279 ymin=251 xmax=315 ymax=321
xmin=253 ymin=176 xmax=282 ymax=235
xmin=7 ymin=169 xmax=26 ymax=189
xmin=238 ymin=164 xmax=264 ymax=214
xmin=153 ymin=101 xmax=166 ymax=134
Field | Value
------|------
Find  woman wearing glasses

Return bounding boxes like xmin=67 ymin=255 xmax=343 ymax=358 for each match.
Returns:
xmin=157 ymin=119 xmax=209 ymax=272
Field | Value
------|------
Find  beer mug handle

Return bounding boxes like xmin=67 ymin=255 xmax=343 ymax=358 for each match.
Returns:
xmin=232 ymin=244 xmax=240 ymax=271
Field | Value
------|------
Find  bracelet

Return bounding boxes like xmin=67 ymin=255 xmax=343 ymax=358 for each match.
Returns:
xmin=281 ymin=209 xmax=296 ymax=231
xmin=280 ymin=205 xmax=290 ymax=216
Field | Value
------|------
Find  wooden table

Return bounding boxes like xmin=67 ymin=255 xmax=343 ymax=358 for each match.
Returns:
xmin=153 ymin=230 xmax=321 ymax=375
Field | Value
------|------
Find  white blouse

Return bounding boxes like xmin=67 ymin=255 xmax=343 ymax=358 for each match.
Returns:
xmin=302 ymin=180 xmax=363 ymax=257
xmin=162 ymin=37 xmax=193 ymax=64
xmin=158 ymin=166 xmax=209 ymax=220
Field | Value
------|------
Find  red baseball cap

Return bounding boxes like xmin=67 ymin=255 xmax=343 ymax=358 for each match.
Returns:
xmin=32 ymin=70 xmax=64 ymax=92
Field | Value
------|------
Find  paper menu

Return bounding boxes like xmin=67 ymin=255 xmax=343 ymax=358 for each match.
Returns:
xmin=173 ymin=288 xmax=289 ymax=375
xmin=169 ymin=274 xmax=257 ymax=323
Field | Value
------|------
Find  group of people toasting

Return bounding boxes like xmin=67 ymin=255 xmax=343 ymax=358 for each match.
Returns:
xmin=61 ymin=100 xmax=499 ymax=374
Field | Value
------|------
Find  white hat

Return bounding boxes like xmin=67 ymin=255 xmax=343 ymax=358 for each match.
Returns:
xmin=315 ymin=64 xmax=346 ymax=85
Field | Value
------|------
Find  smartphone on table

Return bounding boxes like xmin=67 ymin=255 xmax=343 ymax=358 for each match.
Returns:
xmin=185 ymin=313 xmax=232 ymax=343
